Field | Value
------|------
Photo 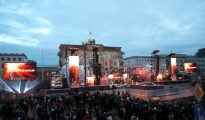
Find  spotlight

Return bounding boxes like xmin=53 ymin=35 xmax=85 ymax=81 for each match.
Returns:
xmin=8 ymin=80 xmax=21 ymax=94
xmin=23 ymin=80 xmax=39 ymax=93
xmin=0 ymin=79 xmax=14 ymax=92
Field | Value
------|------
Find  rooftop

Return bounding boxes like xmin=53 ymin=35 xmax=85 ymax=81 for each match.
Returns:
xmin=0 ymin=53 xmax=27 ymax=59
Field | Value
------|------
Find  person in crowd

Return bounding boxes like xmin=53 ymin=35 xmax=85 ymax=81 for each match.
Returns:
xmin=0 ymin=89 xmax=197 ymax=120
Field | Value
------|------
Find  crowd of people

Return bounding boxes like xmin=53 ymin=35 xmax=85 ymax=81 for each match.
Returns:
xmin=0 ymin=90 xmax=199 ymax=120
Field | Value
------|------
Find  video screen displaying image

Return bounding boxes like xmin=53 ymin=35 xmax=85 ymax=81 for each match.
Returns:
xmin=4 ymin=62 xmax=37 ymax=80
xmin=51 ymin=74 xmax=64 ymax=89
xmin=184 ymin=63 xmax=197 ymax=73
xmin=69 ymin=56 xmax=79 ymax=87
xmin=171 ymin=58 xmax=177 ymax=80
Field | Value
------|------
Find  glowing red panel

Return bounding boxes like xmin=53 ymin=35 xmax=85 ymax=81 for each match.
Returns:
xmin=184 ymin=63 xmax=197 ymax=73
xmin=4 ymin=62 xmax=37 ymax=80
xmin=171 ymin=58 xmax=177 ymax=80
xmin=69 ymin=56 xmax=79 ymax=86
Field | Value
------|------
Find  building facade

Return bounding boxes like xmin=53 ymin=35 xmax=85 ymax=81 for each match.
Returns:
xmin=58 ymin=34 xmax=123 ymax=85
xmin=196 ymin=48 xmax=205 ymax=57
xmin=58 ymin=44 xmax=122 ymax=73
xmin=124 ymin=56 xmax=151 ymax=67
xmin=0 ymin=53 xmax=27 ymax=79
xmin=37 ymin=65 xmax=61 ymax=80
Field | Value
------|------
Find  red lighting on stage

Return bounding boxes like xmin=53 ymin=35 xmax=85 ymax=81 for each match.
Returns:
xmin=87 ymin=76 xmax=94 ymax=86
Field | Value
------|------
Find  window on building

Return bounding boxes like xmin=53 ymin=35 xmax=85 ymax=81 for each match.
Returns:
xmin=1 ymin=58 xmax=4 ymax=61
xmin=7 ymin=58 xmax=10 ymax=61
xmin=18 ymin=58 xmax=22 ymax=61
xmin=13 ymin=58 xmax=16 ymax=61
xmin=1 ymin=64 xmax=4 ymax=69
xmin=105 ymin=61 xmax=107 ymax=66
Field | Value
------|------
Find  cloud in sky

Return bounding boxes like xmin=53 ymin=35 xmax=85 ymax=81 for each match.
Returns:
xmin=0 ymin=34 xmax=39 ymax=46
xmin=0 ymin=0 xmax=205 ymax=65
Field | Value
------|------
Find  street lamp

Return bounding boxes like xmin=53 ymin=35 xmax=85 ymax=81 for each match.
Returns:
xmin=65 ymin=47 xmax=69 ymax=87
xmin=82 ymin=42 xmax=87 ymax=87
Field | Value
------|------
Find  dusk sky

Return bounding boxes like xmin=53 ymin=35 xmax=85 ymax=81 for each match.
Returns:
xmin=0 ymin=0 xmax=205 ymax=65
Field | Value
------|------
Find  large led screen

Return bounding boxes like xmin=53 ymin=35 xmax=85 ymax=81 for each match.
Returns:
xmin=87 ymin=76 xmax=94 ymax=86
xmin=51 ymin=74 xmax=64 ymax=89
xmin=171 ymin=58 xmax=177 ymax=80
xmin=184 ymin=63 xmax=197 ymax=73
xmin=69 ymin=56 xmax=79 ymax=86
xmin=4 ymin=62 xmax=37 ymax=80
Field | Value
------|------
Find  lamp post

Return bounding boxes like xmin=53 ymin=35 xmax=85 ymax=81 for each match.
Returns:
xmin=83 ymin=43 xmax=87 ymax=87
xmin=93 ymin=47 xmax=100 ymax=85
xmin=42 ymin=48 xmax=44 ymax=81
xmin=65 ymin=47 xmax=69 ymax=87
